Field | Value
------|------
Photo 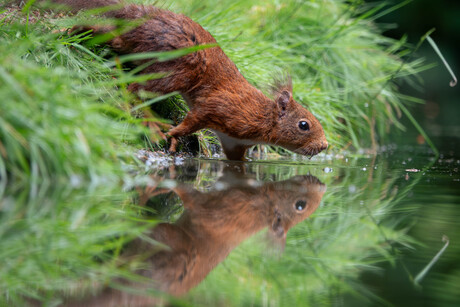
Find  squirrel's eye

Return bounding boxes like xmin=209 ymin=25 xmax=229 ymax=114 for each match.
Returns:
xmin=295 ymin=200 xmax=307 ymax=211
xmin=298 ymin=121 xmax=310 ymax=131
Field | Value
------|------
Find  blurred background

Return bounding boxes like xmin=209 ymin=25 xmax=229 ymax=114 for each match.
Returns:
xmin=373 ymin=0 xmax=460 ymax=152
xmin=365 ymin=1 xmax=460 ymax=305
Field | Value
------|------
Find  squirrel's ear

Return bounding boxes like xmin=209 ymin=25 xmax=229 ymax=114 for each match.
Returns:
xmin=276 ymin=90 xmax=291 ymax=117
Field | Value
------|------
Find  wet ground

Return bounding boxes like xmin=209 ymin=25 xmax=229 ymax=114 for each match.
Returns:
xmin=68 ymin=143 xmax=460 ymax=306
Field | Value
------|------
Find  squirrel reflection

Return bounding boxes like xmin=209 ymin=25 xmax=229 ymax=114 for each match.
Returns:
xmin=65 ymin=165 xmax=326 ymax=306
xmin=136 ymin=166 xmax=326 ymax=296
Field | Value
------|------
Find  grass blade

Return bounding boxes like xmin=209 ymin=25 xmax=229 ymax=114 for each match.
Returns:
xmin=426 ymin=36 xmax=457 ymax=87
xmin=414 ymin=235 xmax=450 ymax=286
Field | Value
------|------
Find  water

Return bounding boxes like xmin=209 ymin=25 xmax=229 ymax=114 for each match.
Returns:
xmin=1 ymin=144 xmax=459 ymax=306
xmin=62 ymin=145 xmax=460 ymax=306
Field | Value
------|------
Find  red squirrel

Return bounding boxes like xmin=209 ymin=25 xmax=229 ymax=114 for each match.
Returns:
xmin=141 ymin=174 xmax=325 ymax=295
xmin=46 ymin=0 xmax=329 ymax=160
xmin=63 ymin=170 xmax=326 ymax=305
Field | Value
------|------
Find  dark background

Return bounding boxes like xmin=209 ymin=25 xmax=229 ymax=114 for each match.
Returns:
xmin=364 ymin=1 xmax=460 ymax=305
xmin=372 ymin=0 xmax=460 ymax=153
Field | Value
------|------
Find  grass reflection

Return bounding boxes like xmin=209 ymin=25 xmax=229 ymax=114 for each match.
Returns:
xmin=0 ymin=154 xmax=435 ymax=306
xmin=155 ymin=158 xmax=426 ymax=306
xmin=0 ymin=181 xmax=157 ymax=306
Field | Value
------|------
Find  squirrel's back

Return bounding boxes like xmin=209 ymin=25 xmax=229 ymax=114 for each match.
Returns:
xmin=48 ymin=0 xmax=236 ymax=97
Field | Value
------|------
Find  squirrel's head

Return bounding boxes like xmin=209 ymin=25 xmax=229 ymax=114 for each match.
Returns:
xmin=266 ymin=175 xmax=326 ymax=250
xmin=269 ymin=76 xmax=327 ymax=157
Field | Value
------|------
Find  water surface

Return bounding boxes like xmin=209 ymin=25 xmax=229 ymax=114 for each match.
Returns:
xmin=66 ymin=146 xmax=460 ymax=306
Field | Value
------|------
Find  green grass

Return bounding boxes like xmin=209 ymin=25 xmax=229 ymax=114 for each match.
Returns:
xmin=0 ymin=0 xmax=435 ymax=305
xmin=0 ymin=7 xmax=159 ymax=305
xmin=0 ymin=11 xmax=145 ymax=182
xmin=4 ymin=0 xmax=433 ymax=155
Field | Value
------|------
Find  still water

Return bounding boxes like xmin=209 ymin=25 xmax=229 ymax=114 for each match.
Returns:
xmin=64 ymin=146 xmax=460 ymax=306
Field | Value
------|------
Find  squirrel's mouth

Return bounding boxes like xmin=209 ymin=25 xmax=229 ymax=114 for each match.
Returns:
xmin=294 ymin=145 xmax=326 ymax=158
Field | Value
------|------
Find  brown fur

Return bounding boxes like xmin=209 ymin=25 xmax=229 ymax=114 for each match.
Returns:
xmin=58 ymin=161 xmax=327 ymax=306
xmin=63 ymin=172 xmax=326 ymax=306
xmin=50 ymin=0 xmax=328 ymax=160
xmin=137 ymin=173 xmax=326 ymax=296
